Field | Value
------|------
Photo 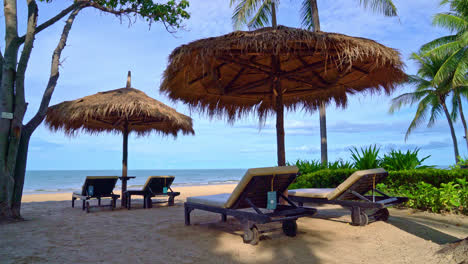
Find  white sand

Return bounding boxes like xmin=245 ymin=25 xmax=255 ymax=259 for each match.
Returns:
xmin=0 ymin=184 xmax=467 ymax=264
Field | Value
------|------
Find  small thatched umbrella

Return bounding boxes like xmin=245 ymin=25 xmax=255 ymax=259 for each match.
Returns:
xmin=46 ymin=71 xmax=194 ymax=206
xmin=161 ymin=26 xmax=406 ymax=166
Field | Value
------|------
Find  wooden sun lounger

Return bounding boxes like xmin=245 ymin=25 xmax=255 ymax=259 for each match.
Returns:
xmin=71 ymin=176 xmax=120 ymax=213
xmin=124 ymin=176 xmax=180 ymax=209
xmin=184 ymin=166 xmax=317 ymax=245
xmin=288 ymin=168 xmax=408 ymax=226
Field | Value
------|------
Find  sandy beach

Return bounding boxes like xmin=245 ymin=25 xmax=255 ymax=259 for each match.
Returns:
xmin=0 ymin=184 xmax=467 ymax=264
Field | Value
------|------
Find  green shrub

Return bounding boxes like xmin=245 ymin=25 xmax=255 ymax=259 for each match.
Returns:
xmin=386 ymin=169 xmax=468 ymax=188
xmin=290 ymin=160 xmax=326 ymax=174
xmin=450 ymin=156 xmax=468 ymax=169
xmin=289 ymin=169 xmax=357 ymax=189
xmin=377 ymin=179 xmax=467 ymax=214
xmin=290 ymin=168 xmax=468 ymax=215
xmin=381 ymin=148 xmax=431 ymax=171
xmin=349 ymin=145 xmax=381 ymax=169
xmin=289 ymin=159 xmax=355 ymax=175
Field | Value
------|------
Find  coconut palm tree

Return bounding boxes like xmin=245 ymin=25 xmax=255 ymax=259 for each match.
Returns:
xmin=390 ymin=53 xmax=460 ymax=163
xmin=421 ymin=0 xmax=468 ymax=151
xmin=230 ymin=0 xmax=398 ymax=165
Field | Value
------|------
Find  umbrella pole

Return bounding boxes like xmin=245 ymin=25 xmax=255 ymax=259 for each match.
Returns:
xmin=121 ymin=122 xmax=129 ymax=207
xmin=272 ymin=54 xmax=285 ymax=166
xmin=276 ymin=92 xmax=286 ymax=166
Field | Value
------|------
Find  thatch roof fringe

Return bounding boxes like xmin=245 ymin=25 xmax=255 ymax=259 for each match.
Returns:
xmin=160 ymin=26 xmax=407 ymax=121
xmin=46 ymin=87 xmax=194 ymax=137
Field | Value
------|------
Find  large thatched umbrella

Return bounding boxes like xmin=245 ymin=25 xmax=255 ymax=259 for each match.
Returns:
xmin=161 ymin=26 xmax=406 ymax=166
xmin=46 ymin=71 xmax=194 ymax=206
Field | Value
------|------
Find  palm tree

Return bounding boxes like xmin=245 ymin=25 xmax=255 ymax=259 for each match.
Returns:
xmin=231 ymin=0 xmax=398 ymax=165
xmin=390 ymin=53 xmax=460 ymax=163
xmin=421 ymin=0 xmax=468 ymax=151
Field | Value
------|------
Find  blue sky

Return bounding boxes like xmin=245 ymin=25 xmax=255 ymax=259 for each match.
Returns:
xmin=2 ymin=0 xmax=465 ymax=170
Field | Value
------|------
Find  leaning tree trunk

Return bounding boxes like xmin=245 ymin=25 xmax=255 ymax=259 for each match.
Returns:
xmin=308 ymin=0 xmax=328 ymax=165
xmin=458 ymin=97 xmax=468 ymax=151
xmin=1 ymin=5 xmax=83 ymax=221
xmin=10 ymin=129 xmax=31 ymax=218
xmin=442 ymin=100 xmax=460 ymax=163
xmin=0 ymin=0 xmax=23 ymax=220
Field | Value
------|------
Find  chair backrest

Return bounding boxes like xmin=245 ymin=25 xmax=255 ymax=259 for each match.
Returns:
xmin=326 ymin=168 xmax=388 ymax=200
xmin=226 ymin=166 xmax=298 ymax=209
xmin=81 ymin=176 xmax=119 ymax=197
xmin=142 ymin=176 xmax=175 ymax=194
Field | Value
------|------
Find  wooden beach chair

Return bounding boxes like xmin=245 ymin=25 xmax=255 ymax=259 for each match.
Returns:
xmin=124 ymin=176 xmax=180 ymax=209
xmin=184 ymin=166 xmax=317 ymax=245
xmin=71 ymin=176 xmax=120 ymax=213
xmin=288 ymin=168 xmax=408 ymax=226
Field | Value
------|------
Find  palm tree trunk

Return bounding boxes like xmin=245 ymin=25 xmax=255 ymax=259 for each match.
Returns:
xmin=458 ymin=97 xmax=468 ymax=151
xmin=442 ymin=100 xmax=460 ymax=163
xmin=308 ymin=0 xmax=328 ymax=165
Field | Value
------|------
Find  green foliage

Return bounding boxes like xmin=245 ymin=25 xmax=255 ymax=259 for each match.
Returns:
xmin=289 ymin=169 xmax=357 ymax=190
xmin=377 ymin=178 xmax=467 ymax=214
xmin=450 ymin=156 xmax=468 ymax=169
xmin=40 ymin=0 xmax=190 ymax=28
xmin=386 ymin=168 xmax=467 ymax=188
xmin=349 ymin=145 xmax=381 ymax=169
xmin=380 ymin=148 xmax=431 ymax=171
xmin=420 ymin=0 xmax=468 ymax=88
xmin=290 ymin=168 xmax=468 ymax=214
xmin=289 ymin=159 xmax=355 ymax=175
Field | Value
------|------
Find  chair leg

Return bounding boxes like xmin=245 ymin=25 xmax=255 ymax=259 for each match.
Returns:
xmin=221 ymin=213 xmax=227 ymax=222
xmin=168 ymin=195 xmax=175 ymax=206
xmin=72 ymin=197 xmax=75 ymax=208
xmin=184 ymin=204 xmax=193 ymax=225
xmin=82 ymin=200 xmax=86 ymax=210
xmin=127 ymin=194 xmax=131 ymax=210
xmin=147 ymin=197 xmax=152 ymax=208
xmin=98 ymin=198 xmax=101 ymax=206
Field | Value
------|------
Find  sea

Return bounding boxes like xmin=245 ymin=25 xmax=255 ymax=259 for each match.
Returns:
xmin=24 ymin=169 xmax=246 ymax=195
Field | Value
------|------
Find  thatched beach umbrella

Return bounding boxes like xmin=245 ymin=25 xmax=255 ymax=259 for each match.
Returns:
xmin=161 ymin=26 xmax=406 ymax=166
xmin=46 ymin=71 xmax=194 ymax=206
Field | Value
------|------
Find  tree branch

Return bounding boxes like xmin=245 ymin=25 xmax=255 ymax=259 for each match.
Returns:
xmin=26 ymin=7 xmax=83 ymax=132
xmin=17 ymin=2 xmax=83 ymax=44
xmin=16 ymin=0 xmax=38 ymax=108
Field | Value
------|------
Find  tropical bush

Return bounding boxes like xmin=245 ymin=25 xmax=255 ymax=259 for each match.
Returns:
xmin=377 ymin=178 xmax=468 ymax=214
xmin=450 ymin=156 xmax=468 ymax=169
xmin=380 ymin=148 xmax=431 ymax=171
xmin=290 ymin=159 xmax=354 ymax=175
xmin=289 ymin=168 xmax=468 ymax=215
xmin=289 ymin=169 xmax=356 ymax=189
xmin=386 ymin=169 xmax=468 ymax=188
xmin=349 ymin=145 xmax=381 ymax=169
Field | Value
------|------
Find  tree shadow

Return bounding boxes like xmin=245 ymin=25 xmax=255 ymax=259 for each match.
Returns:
xmin=388 ymin=216 xmax=462 ymax=245
xmin=166 ymin=211 xmax=327 ymax=263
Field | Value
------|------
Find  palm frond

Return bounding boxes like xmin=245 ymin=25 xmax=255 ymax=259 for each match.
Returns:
xmin=247 ymin=0 xmax=273 ymax=29
xmin=420 ymin=35 xmax=458 ymax=53
xmin=301 ymin=0 xmax=315 ymax=30
xmin=231 ymin=0 xmax=261 ymax=30
xmin=433 ymin=12 xmax=468 ymax=33
xmin=433 ymin=47 xmax=465 ymax=85
xmin=358 ymin=0 xmax=398 ymax=17
xmin=405 ymin=95 xmax=434 ymax=140
xmin=451 ymin=47 xmax=468 ymax=87
xmin=427 ymin=98 xmax=444 ymax=127
xmin=421 ymin=40 xmax=464 ymax=58
xmin=389 ymin=88 xmax=433 ymax=113
xmin=451 ymin=92 xmax=460 ymax=121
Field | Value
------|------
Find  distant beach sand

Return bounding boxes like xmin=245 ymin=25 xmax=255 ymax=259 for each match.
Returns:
xmin=1 ymin=184 xmax=467 ymax=263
